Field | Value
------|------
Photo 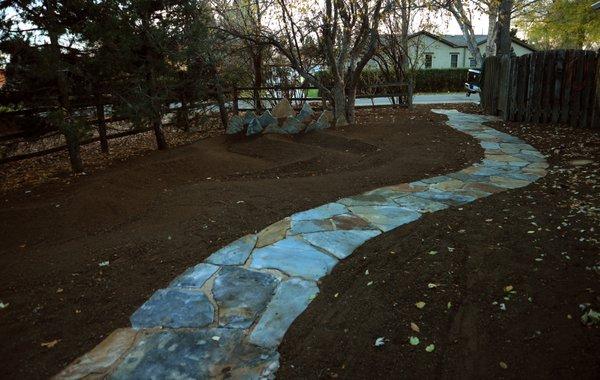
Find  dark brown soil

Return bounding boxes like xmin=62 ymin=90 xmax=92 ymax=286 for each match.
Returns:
xmin=0 ymin=106 xmax=481 ymax=379
xmin=278 ymin=112 xmax=600 ymax=379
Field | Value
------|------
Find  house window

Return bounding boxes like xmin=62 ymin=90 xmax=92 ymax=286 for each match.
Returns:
xmin=450 ymin=53 xmax=459 ymax=68
xmin=424 ymin=53 xmax=433 ymax=68
xmin=469 ymin=58 xmax=477 ymax=67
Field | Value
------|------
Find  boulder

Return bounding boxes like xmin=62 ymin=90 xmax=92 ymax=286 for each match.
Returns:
xmin=243 ymin=110 xmax=256 ymax=124
xmin=305 ymin=111 xmax=333 ymax=132
xmin=280 ymin=117 xmax=303 ymax=134
xmin=297 ymin=102 xmax=315 ymax=122
xmin=226 ymin=115 xmax=245 ymax=135
xmin=271 ymin=98 xmax=295 ymax=119
xmin=257 ymin=110 xmax=277 ymax=127
xmin=246 ymin=117 xmax=263 ymax=136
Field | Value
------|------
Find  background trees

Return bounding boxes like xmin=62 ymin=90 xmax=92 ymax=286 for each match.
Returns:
xmin=516 ymin=0 xmax=600 ymax=50
xmin=1 ymin=0 xmax=217 ymax=171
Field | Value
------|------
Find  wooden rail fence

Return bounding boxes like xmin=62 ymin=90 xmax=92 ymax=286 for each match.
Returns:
xmin=482 ymin=50 xmax=600 ymax=129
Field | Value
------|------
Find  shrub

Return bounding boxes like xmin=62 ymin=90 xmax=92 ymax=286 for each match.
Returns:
xmin=412 ymin=69 xmax=469 ymax=93
xmin=311 ymin=68 xmax=469 ymax=94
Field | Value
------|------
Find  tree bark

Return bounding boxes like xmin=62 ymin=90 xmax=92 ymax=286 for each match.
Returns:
xmin=331 ymin=82 xmax=349 ymax=127
xmin=346 ymin=85 xmax=357 ymax=123
xmin=252 ymin=49 xmax=263 ymax=112
xmin=497 ymin=0 xmax=513 ymax=56
xmin=96 ymin=100 xmax=109 ymax=153
xmin=47 ymin=0 xmax=84 ymax=172
xmin=486 ymin=6 xmax=498 ymax=57
xmin=65 ymin=134 xmax=84 ymax=172
xmin=448 ymin=0 xmax=484 ymax=66
xmin=152 ymin=117 xmax=168 ymax=150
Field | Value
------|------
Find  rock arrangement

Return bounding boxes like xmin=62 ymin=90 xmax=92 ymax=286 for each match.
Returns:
xmin=55 ymin=109 xmax=548 ymax=379
xmin=226 ymin=99 xmax=334 ymax=136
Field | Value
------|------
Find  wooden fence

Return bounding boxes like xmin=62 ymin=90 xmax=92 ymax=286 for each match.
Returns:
xmin=482 ymin=50 xmax=600 ymax=129
xmin=231 ymin=82 xmax=410 ymax=113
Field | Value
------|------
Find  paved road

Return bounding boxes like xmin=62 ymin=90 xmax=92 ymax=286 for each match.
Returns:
xmin=412 ymin=92 xmax=479 ymax=105
xmin=233 ymin=92 xmax=479 ymax=111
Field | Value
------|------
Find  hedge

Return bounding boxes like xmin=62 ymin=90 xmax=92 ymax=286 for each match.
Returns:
xmin=412 ymin=69 xmax=469 ymax=93
xmin=313 ymin=68 xmax=469 ymax=94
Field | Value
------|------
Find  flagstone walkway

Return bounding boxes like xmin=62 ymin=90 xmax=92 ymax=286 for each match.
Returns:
xmin=55 ymin=110 xmax=548 ymax=379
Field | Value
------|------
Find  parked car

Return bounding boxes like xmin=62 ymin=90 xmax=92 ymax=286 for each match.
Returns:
xmin=465 ymin=68 xmax=481 ymax=97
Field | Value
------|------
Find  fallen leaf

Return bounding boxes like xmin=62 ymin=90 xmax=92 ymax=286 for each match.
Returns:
xmin=415 ymin=301 xmax=426 ymax=309
xmin=499 ymin=362 xmax=508 ymax=369
xmin=428 ymin=283 xmax=439 ymax=289
xmin=41 ymin=340 xmax=59 ymax=348
xmin=504 ymin=285 xmax=513 ymax=292
xmin=410 ymin=322 xmax=420 ymax=332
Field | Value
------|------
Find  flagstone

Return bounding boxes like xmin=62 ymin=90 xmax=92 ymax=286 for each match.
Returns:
xmin=110 ymin=329 xmax=277 ymax=379
xmin=212 ymin=267 xmax=279 ymax=328
xmin=301 ymin=229 xmax=381 ymax=259
xmin=256 ymin=218 xmax=290 ymax=248
xmin=130 ymin=288 xmax=214 ymax=329
xmin=249 ymin=237 xmax=338 ymax=280
xmin=206 ymin=234 xmax=257 ymax=266
xmin=249 ymin=278 xmax=319 ymax=348
xmin=393 ymin=194 xmax=449 ymax=213
xmin=347 ymin=204 xmax=421 ymax=232
xmin=291 ymin=202 xmax=348 ymax=221
xmin=56 ymin=328 xmax=138 ymax=379
xmin=169 ymin=263 xmax=219 ymax=288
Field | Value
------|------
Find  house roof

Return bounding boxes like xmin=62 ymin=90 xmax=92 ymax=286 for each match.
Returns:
xmin=441 ymin=34 xmax=487 ymax=47
xmin=408 ymin=30 xmax=536 ymax=52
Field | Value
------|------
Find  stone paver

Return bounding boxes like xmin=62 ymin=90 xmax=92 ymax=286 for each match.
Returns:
xmin=212 ymin=267 xmax=279 ymax=328
xmin=130 ymin=288 xmax=214 ymax=329
xmin=206 ymin=235 xmax=257 ymax=266
xmin=57 ymin=109 xmax=548 ymax=379
xmin=249 ymin=236 xmax=338 ymax=280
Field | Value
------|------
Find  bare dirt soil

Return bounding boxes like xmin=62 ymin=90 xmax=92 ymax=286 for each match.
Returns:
xmin=278 ymin=106 xmax=600 ymax=379
xmin=0 ymin=106 xmax=481 ymax=379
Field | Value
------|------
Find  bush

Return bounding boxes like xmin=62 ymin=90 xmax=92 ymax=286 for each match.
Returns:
xmin=412 ymin=69 xmax=469 ymax=93
xmin=312 ymin=68 xmax=469 ymax=94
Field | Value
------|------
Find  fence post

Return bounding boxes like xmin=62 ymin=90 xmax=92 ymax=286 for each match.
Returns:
xmin=498 ymin=54 xmax=511 ymax=119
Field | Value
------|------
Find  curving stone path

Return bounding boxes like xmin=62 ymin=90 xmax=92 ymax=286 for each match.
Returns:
xmin=55 ymin=110 xmax=548 ymax=379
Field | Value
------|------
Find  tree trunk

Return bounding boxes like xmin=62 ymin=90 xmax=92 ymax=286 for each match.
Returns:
xmin=65 ymin=133 xmax=84 ymax=173
xmin=486 ymin=6 xmax=498 ymax=57
xmin=331 ymin=83 xmax=349 ymax=127
xmin=47 ymin=4 xmax=84 ymax=173
xmin=346 ymin=85 xmax=357 ymax=124
xmin=252 ymin=50 xmax=263 ymax=112
xmin=178 ymin=99 xmax=190 ymax=131
xmin=96 ymin=101 xmax=109 ymax=153
xmin=214 ymin=71 xmax=229 ymax=131
xmin=451 ymin=0 xmax=484 ymax=66
xmin=497 ymin=0 xmax=513 ymax=56
xmin=152 ymin=117 xmax=168 ymax=150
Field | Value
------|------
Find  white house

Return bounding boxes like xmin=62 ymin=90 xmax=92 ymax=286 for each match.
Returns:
xmin=407 ymin=31 xmax=536 ymax=69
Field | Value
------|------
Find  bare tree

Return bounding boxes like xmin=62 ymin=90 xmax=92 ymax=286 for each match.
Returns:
xmin=216 ymin=0 xmax=385 ymax=125
xmin=436 ymin=0 xmax=483 ymax=66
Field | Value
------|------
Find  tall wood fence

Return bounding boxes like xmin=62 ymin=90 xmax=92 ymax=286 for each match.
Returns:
xmin=482 ymin=50 xmax=600 ymax=129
